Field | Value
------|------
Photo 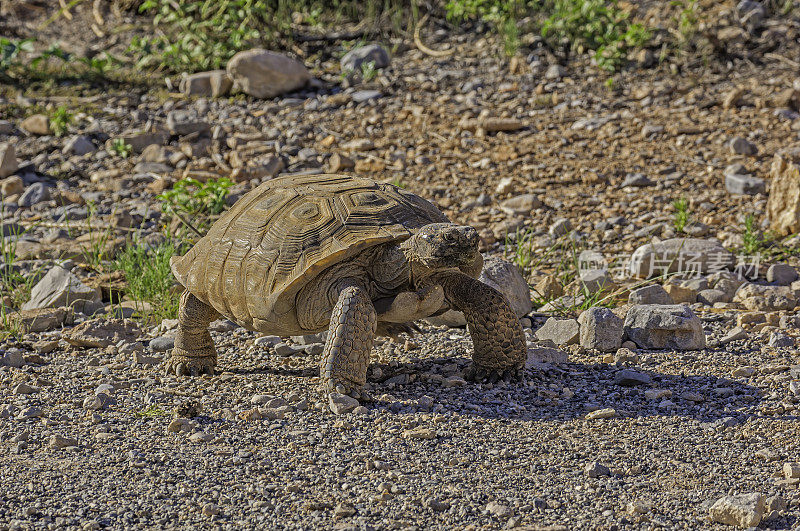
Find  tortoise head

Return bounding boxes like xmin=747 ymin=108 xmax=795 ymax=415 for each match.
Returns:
xmin=401 ymin=223 xmax=481 ymax=273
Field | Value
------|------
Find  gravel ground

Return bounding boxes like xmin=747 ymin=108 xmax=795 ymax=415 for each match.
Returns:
xmin=1 ymin=319 xmax=799 ymax=529
xmin=2 ymin=1 xmax=800 ymax=529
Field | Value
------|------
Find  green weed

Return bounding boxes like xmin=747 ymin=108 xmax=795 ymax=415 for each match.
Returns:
xmin=360 ymin=60 xmax=378 ymax=82
xmin=671 ymin=0 xmax=699 ymax=44
xmin=83 ymin=201 xmax=115 ymax=269
xmin=742 ymin=214 xmax=768 ymax=256
xmin=114 ymin=239 xmax=185 ymax=323
xmin=135 ymin=404 xmax=170 ymax=418
xmin=541 ymin=0 xmax=651 ymax=71
xmin=49 ymin=106 xmax=72 ymax=137
xmin=672 ymin=197 xmax=689 ymax=233
xmin=110 ymin=138 xmax=133 ymax=158
xmin=158 ymin=177 xmax=233 ymax=219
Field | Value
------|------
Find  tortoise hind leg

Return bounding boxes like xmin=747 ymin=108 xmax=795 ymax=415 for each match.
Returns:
xmin=434 ymin=271 xmax=526 ymax=383
xmin=320 ymin=283 xmax=377 ymax=401
xmin=166 ymin=290 xmax=220 ymax=377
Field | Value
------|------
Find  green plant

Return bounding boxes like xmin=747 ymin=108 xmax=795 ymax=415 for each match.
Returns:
xmin=158 ymin=177 xmax=233 ymax=219
xmin=110 ymin=138 xmax=133 ymax=158
xmin=360 ymin=60 xmax=377 ymax=82
xmin=671 ymin=0 xmax=698 ymax=44
xmin=83 ymin=201 xmax=115 ymax=268
xmin=49 ymin=106 xmax=73 ymax=137
xmin=114 ymin=239 xmax=185 ymax=323
xmin=0 ymin=38 xmax=34 ymax=74
xmin=540 ymin=0 xmax=651 ymax=71
xmin=742 ymin=214 xmax=769 ymax=255
xmin=672 ymin=197 xmax=689 ymax=233
xmin=135 ymin=404 xmax=170 ymax=417
xmin=445 ymin=0 xmax=533 ymax=58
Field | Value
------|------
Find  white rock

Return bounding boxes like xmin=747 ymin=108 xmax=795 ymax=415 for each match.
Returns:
xmin=22 ymin=266 xmax=101 ymax=312
xmin=623 ymin=304 xmax=706 ymax=350
xmin=226 ymin=49 xmax=310 ymax=99
xmin=578 ymin=307 xmax=623 ymax=351
xmin=709 ymin=493 xmax=764 ymax=528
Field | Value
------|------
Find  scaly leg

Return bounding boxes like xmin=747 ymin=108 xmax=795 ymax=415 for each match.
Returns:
xmin=434 ymin=271 xmax=526 ymax=382
xmin=165 ymin=290 xmax=220 ymax=377
xmin=320 ymin=283 xmax=377 ymax=400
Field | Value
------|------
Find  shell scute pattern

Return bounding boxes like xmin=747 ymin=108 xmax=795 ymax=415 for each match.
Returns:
xmin=171 ymin=174 xmax=448 ymax=334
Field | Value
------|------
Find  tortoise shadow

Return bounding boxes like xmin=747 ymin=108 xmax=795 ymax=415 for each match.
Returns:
xmin=224 ymin=354 xmax=770 ymax=425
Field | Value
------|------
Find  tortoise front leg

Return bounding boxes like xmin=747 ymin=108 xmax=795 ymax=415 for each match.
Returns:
xmin=166 ymin=290 xmax=220 ymax=377
xmin=434 ymin=271 xmax=526 ymax=382
xmin=320 ymin=283 xmax=377 ymax=401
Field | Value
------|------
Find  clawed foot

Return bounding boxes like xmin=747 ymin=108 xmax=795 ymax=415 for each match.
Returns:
xmin=165 ymin=351 xmax=216 ymax=377
xmin=464 ymin=364 xmax=524 ymax=384
xmin=322 ymin=377 xmax=370 ymax=402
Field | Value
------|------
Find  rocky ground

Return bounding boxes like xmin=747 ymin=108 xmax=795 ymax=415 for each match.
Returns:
xmin=2 ymin=0 xmax=800 ymax=529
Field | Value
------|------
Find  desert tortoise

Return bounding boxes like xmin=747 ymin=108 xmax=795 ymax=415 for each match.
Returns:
xmin=166 ymin=174 xmax=526 ymax=400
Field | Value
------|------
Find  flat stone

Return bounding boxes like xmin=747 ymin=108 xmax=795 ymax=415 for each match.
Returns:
xmin=621 ymin=173 xmax=654 ymax=187
xmin=697 ymin=289 xmax=730 ymax=305
xmin=227 ymin=49 xmax=310 ymax=99
xmin=526 ymin=346 xmax=568 ymax=366
xmin=768 ymin=332 xmax=794 ymax=348
xmin=725 ymin=173 xmax=765 ymax=195
xmin=22 ymin=266 xmax=100 ymax=312
xmin=351 ymin=90 xmax=382 ymax=103
xmin=629 ymin=238 xmax=735 ymax=278
xmin=535 ymin=317 xmax=580 ymax=346
xmin=83 ymin=392 xmax=116 ymax=411
xmin=614 ymin=369 xmax=652 ymax=386
xmin=328 ymin=393 xmax=359 ymax=415
xmin=623 ymin=304 xmax=706 ymax=350
xmin=8 ymin=307 xmax=70 ymax=333
xmin=0 ymin=143 xmax=19 ymax=178
xmin=585 ymin=407 xmax=618 ymax=420
xmin=49 ymin=435 xmax=78 ymax=449
xmin=709 ymin=493 xmax=765 ymax=528
xmin=628 ymin=284 xmax=673 ymax=305
xmin=65 ymin=318 xmax=141 ymax=348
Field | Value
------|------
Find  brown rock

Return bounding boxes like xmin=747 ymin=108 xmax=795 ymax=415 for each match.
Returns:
xmin=1 ymin=175 xmax=24 ymax=196
xmin=226 ymin=49 xmax=310 ymax=99
xmin=767 ymin=147 xmax=800 ymax=237
xmin=722 ymin=87 xmax=744 ymax=109
xmin=0 ymin=143 xmax=19 ymax=179
xmin=9 ymin=307 xmax=72 ymax=333
xmin=328 ymin=153 xmax=355 ymax=172
xmin=20 ymin=114 xmax=50 ymax=135
xmin=64 ymin=318 xmax=141 ymax=348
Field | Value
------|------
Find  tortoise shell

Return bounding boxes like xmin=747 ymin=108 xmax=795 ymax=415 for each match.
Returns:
xmin=171 ymin=173 xmax=449 ymax=335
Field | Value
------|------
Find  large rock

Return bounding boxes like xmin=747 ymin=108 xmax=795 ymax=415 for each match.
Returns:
xmin=426 ymin=257 xmax=531 ymax=327
xmin=180 ymin=70 xmax=232 ymax=98
xmin=578 ymin=307 xmax=623 ymax=351
xmin=18 ymin=183 xmax=51 ymax=207
xmin=709 ymin=493 xmax=764 ymax=528
xmin=340 ymin=44 xmax=390 ymax=73
xmin=226 ymin=49 xmax=310 ymax=99
xmin=0 ymin=143 xmax=18 ymax=178
xmin=733 ymin=283 xmax=797 ymax=311
xmin=628 ymin=284 xmax=673 ymax=305
xmin=64 ymin=319 xmax=141 ymax=348
xmin=629 ymin=238 xmax=735 ymax=278
xmin=20 ymin=114 xmax=50 ymax=135
xmin=535 ymin=317 xmax=580 ymax=346
xmin=623 ymin=304 xmax=706 ymax=350
xmin=22 ymin=266 xmax=100 ymax=312
xmin=725 ymin=172 xmax=765 ymax=195
xmin=767 ymin=146 xmax=800 ymax=236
